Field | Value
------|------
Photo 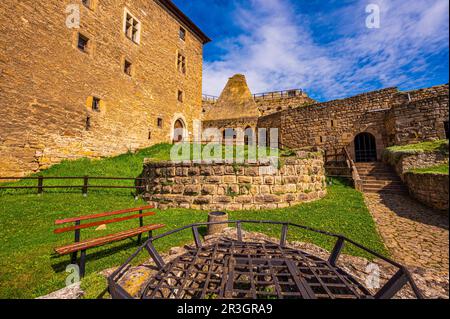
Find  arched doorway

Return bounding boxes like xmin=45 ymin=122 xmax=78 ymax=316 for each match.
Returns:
xmin=354 ymin=132 xmax=377 ymax=162
xmin=244 ymin=126 xmax=254 ymax=146
xmin=172 ymin=119 xmax=186 ymax=143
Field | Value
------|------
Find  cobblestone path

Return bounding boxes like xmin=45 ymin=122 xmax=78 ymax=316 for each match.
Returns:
xmin=364 ymin=193 xmax=449 ymax=298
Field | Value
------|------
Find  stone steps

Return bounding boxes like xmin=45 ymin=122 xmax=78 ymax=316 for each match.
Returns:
xmin=355 ymin=162 xmax=408 ymax=194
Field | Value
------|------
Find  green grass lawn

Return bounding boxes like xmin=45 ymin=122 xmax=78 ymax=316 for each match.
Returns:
xmin=385 ymin=139 xmax=449 ymax=155
xmin=0 ymin=144 xmax=387 ymax=299
xmin=410 ymin=163 xmax=449 ymax=175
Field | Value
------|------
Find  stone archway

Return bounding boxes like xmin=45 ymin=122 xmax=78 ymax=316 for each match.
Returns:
xmin=171 ymin=117 xmax=187 ymax=143
xmin=354 ymin=132 xmax=377 ymax=162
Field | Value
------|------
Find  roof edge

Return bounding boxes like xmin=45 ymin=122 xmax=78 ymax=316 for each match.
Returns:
xmin=157 ymin=0 xmax=211 ymax=44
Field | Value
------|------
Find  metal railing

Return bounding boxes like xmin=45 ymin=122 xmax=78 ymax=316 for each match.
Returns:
xmin=253 ymin=89 xmax=303 ymax=100
xmin=108 ymin=220 xmax=423 ymax=299
xmin=202 ymin=94 xmax=219 ymax=102
xmin=0 ymin=176 xmax=146 ymax=195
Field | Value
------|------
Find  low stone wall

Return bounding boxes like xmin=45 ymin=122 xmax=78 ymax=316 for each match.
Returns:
xmin=404 ymin=172 xmax=449 ymax=211
xmin=142 ymin=154 xmax=327 ymax=211
xmin=383 ymin=149 xmax=449 ymax=181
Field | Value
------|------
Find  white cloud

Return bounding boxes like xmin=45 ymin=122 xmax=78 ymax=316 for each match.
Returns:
xmin=202 ymin=0 xmax=449 ymax=100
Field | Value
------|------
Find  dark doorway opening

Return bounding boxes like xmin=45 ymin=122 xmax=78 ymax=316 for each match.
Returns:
xmin=354 ymin=132 xmax=377 ymax=162
xmin=173 ymin=119 xmax=185 ymax=143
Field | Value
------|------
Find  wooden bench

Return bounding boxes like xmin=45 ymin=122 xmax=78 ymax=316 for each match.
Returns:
xmin=54 ymin=205 xmax=165 ymax=277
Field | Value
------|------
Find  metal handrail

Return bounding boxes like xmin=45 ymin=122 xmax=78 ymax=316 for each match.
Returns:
xmin=253 ymin=89 xmax=303 ymax=100
xmin=108 ymin=220 xmax=423 ymax=299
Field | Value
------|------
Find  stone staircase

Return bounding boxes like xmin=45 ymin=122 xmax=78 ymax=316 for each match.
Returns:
xmin=355 ymin=162 xmax=409 ymax=194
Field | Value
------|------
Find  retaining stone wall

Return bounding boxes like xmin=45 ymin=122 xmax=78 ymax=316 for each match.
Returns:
xmin=142 ymin=153 xmax=327 ymax=211
xmin=404 ymin=173 xmax=449 ymax=211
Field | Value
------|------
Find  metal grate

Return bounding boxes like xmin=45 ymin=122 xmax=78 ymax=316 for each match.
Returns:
xmin=108 ymin=220 xmax=423 ymax=300
xmin=139 ymin=240 xmax=370 ymax=299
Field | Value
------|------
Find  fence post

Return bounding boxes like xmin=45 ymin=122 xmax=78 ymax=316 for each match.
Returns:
xmin=37 ymin=176 xmax=44 ymax=194
xmin=82 ymin=176 xmax=88 ymax=196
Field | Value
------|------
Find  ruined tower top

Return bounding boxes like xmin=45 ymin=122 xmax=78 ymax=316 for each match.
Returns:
xmin=203 ymin=74 xmax=259 ymax=121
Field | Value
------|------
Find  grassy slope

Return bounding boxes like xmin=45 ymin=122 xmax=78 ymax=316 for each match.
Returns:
xmin=410 ymin=164 xmax=449 ymax=175
xmin=385 ymin=139 xmax=449 ymax=155
xmin=0 ymin=144 xmax=387 ymax=298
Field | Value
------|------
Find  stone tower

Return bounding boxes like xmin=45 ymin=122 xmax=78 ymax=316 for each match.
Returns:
xmin=203 ymin=74 xmax=259 ymax=121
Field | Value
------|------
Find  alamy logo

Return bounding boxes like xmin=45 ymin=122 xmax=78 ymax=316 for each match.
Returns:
xmin=365 ymin=263 xmax=381 ymax=289
xmin=65 ymin=264 xmax=80 ymax=287
xmin=366 ymin=4 xmax=381 ymax=29
xmin=65 ymin=4 xmax=80 ymax=29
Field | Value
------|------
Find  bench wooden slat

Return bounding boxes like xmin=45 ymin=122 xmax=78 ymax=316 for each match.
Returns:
xmin=54 ymin=224 xmax=165 ymax=255
xmin=54 ymin=211 xmax=156 ymax=234
xmin=55 ymin=205 xmax=154 ymax=225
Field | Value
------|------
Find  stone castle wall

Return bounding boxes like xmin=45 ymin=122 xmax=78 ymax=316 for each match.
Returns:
xmin=383 ymin=147 xmax=449 ymax=180
xmin=255 ymin=93 xmax=316 ymax=116
xmin=404 ymin=172 xmax=449 ymax=211
xmin=258 ymin=84 xmax=449 ymax=162
xmin=385 ymin=94 xmax=449 ymax=146
xmin=0 ymin=0 xmax=205 ymax=177
xmin=142 ymin=152 xmax=327 ymax=211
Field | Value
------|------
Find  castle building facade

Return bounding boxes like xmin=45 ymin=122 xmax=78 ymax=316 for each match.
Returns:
xmin=0 ymin=0 xmax=210 ymax=176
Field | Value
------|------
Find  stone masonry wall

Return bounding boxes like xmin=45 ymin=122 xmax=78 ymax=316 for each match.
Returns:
xmin=383 ymin=149 xmax=449 ymax=181
xmin=142 ymin=153 xmax=327 ymax=211
xmin=263 ymin=88 xmax=399 ymax=161
xmin=385 ymin=94 xmax=449 ymax=146
xmin=0 ymin=0 xmax=205 ymax=177
xmin=255 ymin=93 xmax=316 ymax=117
xmin=404 ymin=172 xmax=449 ymax=211
xmin=258 ymin=84 xmax=448 ymax=162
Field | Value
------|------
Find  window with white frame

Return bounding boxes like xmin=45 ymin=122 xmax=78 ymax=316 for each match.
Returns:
xmin=123 ymin=9 xmax=141 ymax=44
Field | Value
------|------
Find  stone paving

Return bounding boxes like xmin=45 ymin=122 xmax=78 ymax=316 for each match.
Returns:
xmin=364 ymin=193 xmax=449 ymax=298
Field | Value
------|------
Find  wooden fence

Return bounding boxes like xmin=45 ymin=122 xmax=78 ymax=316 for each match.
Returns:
xmin=0 ymin=176 xmax=146 ymax=195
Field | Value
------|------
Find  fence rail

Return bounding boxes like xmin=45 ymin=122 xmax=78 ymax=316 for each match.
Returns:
xmin=0 ymin=176 xmax=146 ymax=195
xmin=202 ymin=94 xmax=219 ymax=102
xmin=253 ymin=89 xmax=303 ymax=100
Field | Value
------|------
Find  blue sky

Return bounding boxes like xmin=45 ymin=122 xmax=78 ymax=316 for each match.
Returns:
xmin=173 ymin=0 xmax=449 ymax=102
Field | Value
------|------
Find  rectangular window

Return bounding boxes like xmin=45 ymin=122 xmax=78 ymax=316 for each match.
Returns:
xmin=124 ymin=10 xmax=141 ymax=44
xmin=124 ymin=59 xmax=132 ymax=76
xmin=178 ymin=90 xmax=184 ymax=102
xmin=179 ymin=27 xmax=186 ymax=41
xmin=157 ymin=118 xmax=163 ymax=128
xmin=86 ymin=116 xmax=91 ymax=130
xmin=445 ymin=121 xmax=449 ymax=139
xmin=77 ymin=33 xmax=89 ymax=52
xmin=177 ymin=53 xmax=186 ymax=74
xmin=92 ymin=97 xmax=101 ymax=111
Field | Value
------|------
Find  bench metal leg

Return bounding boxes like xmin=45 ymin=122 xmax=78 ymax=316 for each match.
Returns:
xmin=148 ymin=230 xmax=153 ymax=239
xmin=70 ymin=252 xmax=78 ymax=265
xmin=137 ymin=234 xmax=142 ymax=244
xmin=79 ymin=250 xmax=87 ymax=278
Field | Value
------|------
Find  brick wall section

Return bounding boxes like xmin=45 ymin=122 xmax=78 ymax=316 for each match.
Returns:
xmin=404 ymin=173 xmax=449 ymax=211
xmin=0 ymin=0 xmax=205 ymax=177
xmin=142 ymin=153 xmax=327 ymax=211
xmin=385 ymin=95 xmax=449 ymax=146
